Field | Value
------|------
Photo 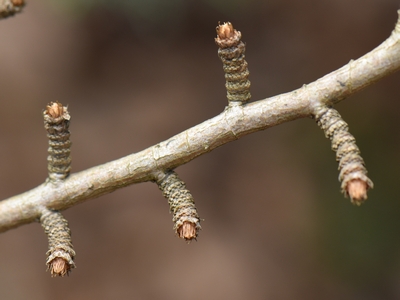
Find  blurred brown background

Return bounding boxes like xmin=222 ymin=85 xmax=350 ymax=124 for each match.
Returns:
xmin=1 ymin=0 xmax=400 ymax=299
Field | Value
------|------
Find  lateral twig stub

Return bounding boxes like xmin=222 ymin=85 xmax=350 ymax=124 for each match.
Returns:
xmin=40 ymin=209 xmax=76 ymax=277
xmin=314 ymin=106 xmax=373 ymax=204
xmin=215 ymin=22 xmax=251 ymax=106
xmin=43 ymin=101 xmax=72 ymax=181
xmin=156 ymin=171 xmax=201 ymax=241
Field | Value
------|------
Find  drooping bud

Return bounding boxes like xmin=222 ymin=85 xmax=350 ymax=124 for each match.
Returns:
xmin=156 ymin=171 xmax=201 ymax=241
xmin=314 ymin=106 xmax=373 ymax=205
xmin=40 ymin=209 xmax=76 ymax=277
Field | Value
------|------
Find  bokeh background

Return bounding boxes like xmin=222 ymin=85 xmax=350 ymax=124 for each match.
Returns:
xmin=1 ymin=0 xmax=400 ymax=299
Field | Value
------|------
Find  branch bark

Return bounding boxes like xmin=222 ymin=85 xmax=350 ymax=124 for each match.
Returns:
xmin=1 ymin=11 xmax=400 ymax=233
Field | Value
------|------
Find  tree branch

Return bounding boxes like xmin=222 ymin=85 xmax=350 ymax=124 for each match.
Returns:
xmin=1 ymin=11 xmax=400 ymax=233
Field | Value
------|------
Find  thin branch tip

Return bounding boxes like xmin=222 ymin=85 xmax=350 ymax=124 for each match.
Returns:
xmin=395 ymin=10 xmax=400 ymax=33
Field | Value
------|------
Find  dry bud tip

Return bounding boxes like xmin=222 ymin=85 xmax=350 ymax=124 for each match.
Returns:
xmin=347 ymin=179 xmax=368 ymax=205
xmin=46 ymin=101 xmax=65 ymax=118
xmin=178 ymin=221 xmax=197 ymax=241
xmin=216 ymin=22 xmax=235 ymax=39
xmin=49 ymin=257 xmax=71 ymax=277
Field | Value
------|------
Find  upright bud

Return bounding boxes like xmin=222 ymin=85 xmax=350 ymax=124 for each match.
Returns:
xmin=43 ymin=101 xmax=72 ymax=181
xmin=215 ymin=22 xmax=251 ymax=106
